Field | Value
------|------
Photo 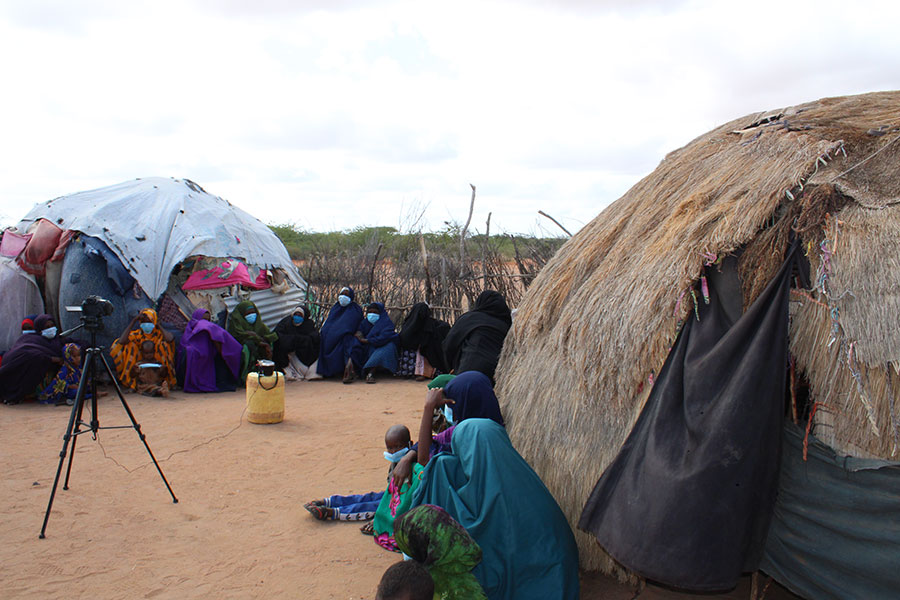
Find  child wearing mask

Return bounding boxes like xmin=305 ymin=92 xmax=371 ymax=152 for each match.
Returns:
xmin=304 ymin=423 xmax=423 ymax=544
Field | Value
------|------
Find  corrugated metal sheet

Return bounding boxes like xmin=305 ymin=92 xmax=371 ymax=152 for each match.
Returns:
xmin=223 ymin=285 xmax=310 ymax=330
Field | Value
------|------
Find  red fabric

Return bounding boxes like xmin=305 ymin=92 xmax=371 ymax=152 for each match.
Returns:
xmin=50 ymin=230 xmax=76 ymax=262
xmin=182 ymin=260 xmax=271 ymax=291
xmin=17 ymin=219 xmax=63 ymax=276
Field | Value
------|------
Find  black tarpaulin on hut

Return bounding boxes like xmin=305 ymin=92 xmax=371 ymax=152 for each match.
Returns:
xmin=578 ymin=241 xmax=807 ymax=591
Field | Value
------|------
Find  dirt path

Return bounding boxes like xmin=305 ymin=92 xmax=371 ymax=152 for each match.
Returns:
xmin=0 ymin=378 xmax=798 ymax=599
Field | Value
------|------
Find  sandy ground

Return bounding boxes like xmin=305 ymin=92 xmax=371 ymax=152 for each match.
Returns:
xmin=0 ymin=378 xmax=799 ymax=599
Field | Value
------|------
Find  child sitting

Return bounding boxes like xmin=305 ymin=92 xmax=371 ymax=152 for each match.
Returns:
xmin=304 ymin=424 xmax=413 ymax=524
xmin=131 ymin=340 xmax=170 ymax=397
xmin=39 ymin=343 xmax=83 ymax=406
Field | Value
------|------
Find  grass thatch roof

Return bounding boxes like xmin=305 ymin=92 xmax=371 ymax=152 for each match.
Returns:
xmin=495 ymin=91 xmax=900 ymax=577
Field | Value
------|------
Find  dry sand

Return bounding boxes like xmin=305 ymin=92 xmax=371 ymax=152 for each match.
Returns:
xmin=1 ymin=378 xmax=798 ymax=599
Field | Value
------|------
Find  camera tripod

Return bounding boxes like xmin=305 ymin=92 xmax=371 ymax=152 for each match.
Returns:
xmin=39 ymin=323 xmax=178 ymax=538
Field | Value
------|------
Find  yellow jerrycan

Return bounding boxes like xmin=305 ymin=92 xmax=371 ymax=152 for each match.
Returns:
xmin=246 ymin=360 xmax=284 ymax=424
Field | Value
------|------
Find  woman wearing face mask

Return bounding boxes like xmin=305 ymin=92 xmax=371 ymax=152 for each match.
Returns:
xmin=0 ymin=314 xmax=74 ymax=405
xmin=356 ymin=302 xmax=400 ymax=384
xmin=404 ymin=373 xmax=579 ymax=600
xmin=317 ymin=286 xmax=365 ymax=382
xmin=273 ymin=305 xmax=321 ymax=381
xmin=227 ymin=301 xmax=278 ymax=381
xmin=177 ymin=308 xmax=243 ymax=393
xmin=111 ymin=308 xmax=176 ymax=392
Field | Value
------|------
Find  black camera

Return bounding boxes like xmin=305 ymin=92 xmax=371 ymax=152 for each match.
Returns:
xmin=81 ymin=295 xmax=115 ymax=318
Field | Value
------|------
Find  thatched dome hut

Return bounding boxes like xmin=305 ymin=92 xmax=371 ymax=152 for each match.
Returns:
xmin=495 ymin=91 xmax=900 ymax=579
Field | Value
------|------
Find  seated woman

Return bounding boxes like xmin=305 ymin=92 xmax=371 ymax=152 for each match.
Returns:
xmin=273 ymin=305 xmax=321 ymax=381
xmin=410 ymin=418 xmax=580 ymax=600
xmin=398 ymin=302 xmax=450 ymax=380
xmin=0 ymin=314 xmax=68 ymax=405
xmin=316 ymin=286 xmax=365 ymax=382
xmin=357 ymin=302 xmax=400 ymax=384
xmin=392 ymin=504 xmax=488 ymax=600
xmin=177 ymin=308 xmax=242 ymax=393
xmin=442 ymin=290 xmax=512 ymax=383
xmin=110 ymin=308 xmax=176 ymax=392
xmin=38 ymin=343 xmax=83 ymax=406
xmin=227 ymin=300 xmax=278 ymax=381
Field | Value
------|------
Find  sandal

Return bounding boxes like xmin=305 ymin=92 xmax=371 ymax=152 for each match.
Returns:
xmin=360 ymin=521 xmax=375 ymax=535
xmin=303 ymin=503 xmax=332 ymax=520
xmin=365 ymin=372 xmax=375 ymax=384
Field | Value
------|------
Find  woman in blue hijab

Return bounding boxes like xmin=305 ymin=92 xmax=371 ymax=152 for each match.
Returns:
xmin=357 ymin=302 xmax=400 ymax=384
xmin=316 ymin=286 xmax=365 ymax=382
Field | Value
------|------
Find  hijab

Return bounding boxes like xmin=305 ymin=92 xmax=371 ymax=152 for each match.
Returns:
xmin=442 ymin=371 xmax=504 ymax=426
xmin=394 ymin=504 xmax=487 ymax=600
xmin=227 ymin=301 xmax=277 ymax=345
xmin=359 ymin=302 xmax=399 ymax=348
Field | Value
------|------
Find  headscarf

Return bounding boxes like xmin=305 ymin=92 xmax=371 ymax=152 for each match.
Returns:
xmin=442 ymin=290 xmax=511 ymax=380
xmin=110 ymin=308 xmax=176 ymax=389
xmin=358 ymin=302 xmax=399 ymax=348
xmin=227 ymin=301 xmax=278 ymax=346
xmin=471 ymin=290 xmax=512 ymax=327
xmin=21 ymin=318 xmax=35 ymax=332
xmin=442 ymin=371 xmax=504 ymax=426
xmin=40 ymin=343 xmax=82 ymax=404
xmin=427 ymin=374 xmax=456 ymax=389
xmin=273 ymin=304 xmax=320 ymax=366
xmin=179 ymin=308 xmax=243 ymax=392
xmin=394 ymin=504 xmax=487 ymax=600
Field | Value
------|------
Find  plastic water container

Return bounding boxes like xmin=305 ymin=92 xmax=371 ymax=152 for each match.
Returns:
xmin=246 ymin=371 xmax=285 ymax=424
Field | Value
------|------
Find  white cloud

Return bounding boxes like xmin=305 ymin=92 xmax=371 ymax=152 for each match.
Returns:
xmin=0 ymin=0 xmax=898 ymax=234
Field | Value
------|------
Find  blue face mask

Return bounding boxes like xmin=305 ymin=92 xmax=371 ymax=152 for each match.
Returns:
xmin=338 ymin=294 xmax=351 ymax=307
xmin=366 ymin=313 xmax=380 ymax=324
xmin=443 ymin=405 xmax=454 ymax=426
xmin=22 ymin=329 xmax=35 ymax=335
xmin=245 ymin=313 xmax=258 ymax=324
xmin=292 ymin=315 xmax=304 ymax=326
xmin=41 ymin=327 xmax=58 ymax=339
xmin=384 ymin=447 xmax=410 ymax=463
xmin=139 ymin=322 xmax=155 ymax=335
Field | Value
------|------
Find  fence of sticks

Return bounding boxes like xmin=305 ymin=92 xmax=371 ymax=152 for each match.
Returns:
xmin=283 ymin=196 xmax=567 ymax=328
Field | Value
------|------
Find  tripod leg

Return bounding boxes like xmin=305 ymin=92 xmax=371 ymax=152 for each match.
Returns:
xmin=63 ymin=350 xmax=94 ymax=490
xmin=39 ymin=360 xmax=93 ymax=538
xmin=98 ymin=352 xmax=178 ymax=504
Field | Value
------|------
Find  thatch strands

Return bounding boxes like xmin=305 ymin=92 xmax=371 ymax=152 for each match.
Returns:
xmin=495 ymin=91 xmax=900 ymax=577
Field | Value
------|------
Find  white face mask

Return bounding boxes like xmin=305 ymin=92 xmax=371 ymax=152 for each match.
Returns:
xmin=443 ymin=405 xmax=454 ymax=426
xmin=338 ymin=294 xmax=351 ymax=307
xmin=383 ymin=447 xmax=411 ymax=463
xmin=41 ymin=327 xmax=58 ymax=339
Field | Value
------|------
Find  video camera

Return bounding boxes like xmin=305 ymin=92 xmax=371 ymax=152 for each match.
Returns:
xmin=66 ymin=295 xmax=114 ymax=331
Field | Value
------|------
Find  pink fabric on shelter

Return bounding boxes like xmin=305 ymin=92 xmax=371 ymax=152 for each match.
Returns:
xmin=182 ymin=260 xmax=271 ymax=291
xmin=17 ymin=219 xmax=63 ymax=276
xmin=0 ymin=231 xmax=31 ymax=258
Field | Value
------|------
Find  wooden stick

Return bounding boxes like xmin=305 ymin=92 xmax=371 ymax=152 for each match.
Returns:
xmin=419 ymin=233 xmax=433 ymax=304
xmin=459 ymin=184 xmax=476 ymax=276
xmin=538 ymin=209 xmax=573 ymax=237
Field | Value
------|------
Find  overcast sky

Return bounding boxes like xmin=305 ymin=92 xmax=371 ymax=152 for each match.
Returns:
xmin=0 ymin=0 xmax=897 ymax=236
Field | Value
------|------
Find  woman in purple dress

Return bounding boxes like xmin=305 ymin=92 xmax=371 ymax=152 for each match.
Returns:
xmin=177 ymin=308 xmax=243 ymax=393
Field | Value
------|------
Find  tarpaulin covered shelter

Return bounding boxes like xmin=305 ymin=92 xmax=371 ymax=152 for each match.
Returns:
xmin=495 ymin=91 xmax=900 ymax=598
xmin=2 ymin=177 xmax=306 ymax=353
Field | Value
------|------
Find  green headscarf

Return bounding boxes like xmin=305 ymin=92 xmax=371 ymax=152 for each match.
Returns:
xmin=227 ymin=301 xmax=278 ymax=345
xmin=394 ymin=504 xmax=487 ymax=600
xmin=427 ymin=374 xmax=456 ymax=389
